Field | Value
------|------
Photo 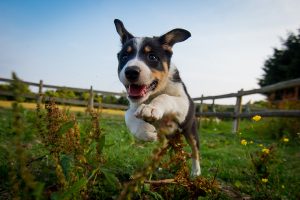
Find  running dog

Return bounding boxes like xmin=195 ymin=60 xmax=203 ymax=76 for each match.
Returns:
xmin=114 ymin=19 xmax=201 ymax=176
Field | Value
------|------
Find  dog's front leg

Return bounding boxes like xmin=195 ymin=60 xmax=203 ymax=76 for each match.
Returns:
xmin=125 ymin=107 xmax=158 ymax=141
xmin=135 ymin=94 xmax=189 ymax=124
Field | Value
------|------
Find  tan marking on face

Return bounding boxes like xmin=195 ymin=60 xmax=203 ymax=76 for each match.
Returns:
xmin=162 ymin=61 xmax=169 ymax=72
xmin=150 ymin=68 xmax=168 ymax=94
xmin=127 ymin=46 xmax=132 ymax=53
xmin=149 ymin=61 xmax=170 ymax=94
xmin=144 ymin=45 xmax=152 ymax=53
xmin=151 ymin=70 xmax=165 ymax=83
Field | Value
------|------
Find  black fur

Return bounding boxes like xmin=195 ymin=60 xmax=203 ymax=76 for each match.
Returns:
xmin=182 ymin=87 xmax=200 ymax=149
xmin=171 ymin=71 xmax=199 ymax=149
xmin=116 ymin=19 xmax=191 ymax=75
xmin=117 ymin=37 xmax=172 ymax=74
xmin=138 ymin=38 xmax=170 ymax=71
xmin=117 ymin=40 xmax=136 ymax=74
xmin=114 ymin=19 xmax=134 ymax=45
xmin=171 ymin=69 xmax=182 ymax=82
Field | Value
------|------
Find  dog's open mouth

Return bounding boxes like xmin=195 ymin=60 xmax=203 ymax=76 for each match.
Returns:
xmin=126 ymin=80 xmax=158 ymax=99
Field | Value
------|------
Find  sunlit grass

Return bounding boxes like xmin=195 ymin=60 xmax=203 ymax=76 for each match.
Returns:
xmin=0 ymin=100 xmax=125 ymax=116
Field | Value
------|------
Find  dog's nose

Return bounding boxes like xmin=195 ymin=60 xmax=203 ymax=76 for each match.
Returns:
xmin=125 ymin=66 xmax=140 ymax=82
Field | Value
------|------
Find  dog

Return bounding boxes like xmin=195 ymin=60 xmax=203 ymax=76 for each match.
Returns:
xmin=114 ymin=19 xmax=201 ymax=176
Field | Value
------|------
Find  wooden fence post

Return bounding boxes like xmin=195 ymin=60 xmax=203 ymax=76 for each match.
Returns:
xmin=88 ymin=86 xmax=94 ymax=110
xmin=212 ymin=98 xmax=216 ymax=112
xmin=245 ymin=101 xmax=251 ymax=113
xmin=199 ymin=94 xmax=204 ymax=113
xmin=232 ymin=89 xmax=243 ymax=133
xmin=37 ymin=80 xmax=43 ymax=107
xmin=197 ymin=94 xmax=204 ymax=130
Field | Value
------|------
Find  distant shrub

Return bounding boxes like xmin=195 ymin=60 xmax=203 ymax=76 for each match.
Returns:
xmin=255 ymin=101 xmax=300 ymax=139
xmin=256 ymin=117 xmax=300 ymax=139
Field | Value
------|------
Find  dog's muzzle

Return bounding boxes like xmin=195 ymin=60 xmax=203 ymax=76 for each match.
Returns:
xmin=123 ymin=66 xmax=158 ymax=100
xmin=125 ymin=66 xmax=140 ymax=82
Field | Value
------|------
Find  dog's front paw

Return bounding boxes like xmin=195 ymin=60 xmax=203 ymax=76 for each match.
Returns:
xmin=135 ymin=104 xmax=163 ymax=122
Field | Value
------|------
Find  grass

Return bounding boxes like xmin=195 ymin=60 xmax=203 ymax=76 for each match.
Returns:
xmin=200 ymin=119 xmax=300 ymax=199
xmin=0 ymin=105 xmax=299 ymax=199
xmin=0 ymin=100 xmax=125 ymax=116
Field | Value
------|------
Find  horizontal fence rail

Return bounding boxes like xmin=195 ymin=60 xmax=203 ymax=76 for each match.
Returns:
xmin=0 ymin=77 xmax=300 ymax=133
xmin=0 ymin=78 xmax=126 ymax=97
xmin=0 ymin=77 xmax=128 ymax=110
xmin=193 ymin=78 xmax=300 ymax=133
xmin=193 ymin=78 xmax=300 ymax=100
xmin=0 ymin=90 xmax=128 ymax=110
xmin=195 ymin=110 xmax=300 ymax=118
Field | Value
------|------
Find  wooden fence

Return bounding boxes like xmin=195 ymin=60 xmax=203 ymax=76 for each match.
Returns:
xmin=193 ymin=78 xmax=300 ymax=133
xmin=0 ymin=77 xmax=128 ymax=110
xmin=1 ymin=77 xmax=300 ymax=133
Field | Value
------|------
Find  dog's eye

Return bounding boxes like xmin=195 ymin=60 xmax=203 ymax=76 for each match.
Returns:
xmin=148 ymin=54 xmax=159 ymax=62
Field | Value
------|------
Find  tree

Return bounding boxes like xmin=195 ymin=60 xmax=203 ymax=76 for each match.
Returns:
xmin=45 ymin=89 xmax=76 ymax=99
xmin=258 ymin=29 xmax=300 ymax=87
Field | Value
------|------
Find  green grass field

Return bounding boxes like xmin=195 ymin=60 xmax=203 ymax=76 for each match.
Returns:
xmin=0 ymin=104 xmax=299 ymax=199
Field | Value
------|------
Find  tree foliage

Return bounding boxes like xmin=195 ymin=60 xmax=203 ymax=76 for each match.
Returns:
xmin=45 ymin=89 xmax=76 ymax=99
xmin=258 ymin=29 xmax=300 ymax=87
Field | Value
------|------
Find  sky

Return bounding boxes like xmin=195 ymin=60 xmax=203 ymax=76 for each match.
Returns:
xmin=1 ymin=0 xmax=300 ymax=104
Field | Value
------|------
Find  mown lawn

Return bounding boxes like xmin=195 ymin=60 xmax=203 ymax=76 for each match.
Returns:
xmin=0 ymin=105 xmax=299 ymax=199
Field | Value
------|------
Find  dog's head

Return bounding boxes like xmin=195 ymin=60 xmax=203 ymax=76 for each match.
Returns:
xmin=114 ymin=19 xmax=191 ymax=103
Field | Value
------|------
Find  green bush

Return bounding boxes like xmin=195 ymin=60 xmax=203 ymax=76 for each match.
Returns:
xmin=255 ymin=117 xmax=300 ymax=139
xmin=0 ymin=100 xmax=121 ymax=199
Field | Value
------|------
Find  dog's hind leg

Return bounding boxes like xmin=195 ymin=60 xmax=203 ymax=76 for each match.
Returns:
xmin=183 ymin=120 xmax=201 ymax=176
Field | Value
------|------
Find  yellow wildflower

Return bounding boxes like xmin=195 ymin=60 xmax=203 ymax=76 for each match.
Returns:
xmin=250 ymin=141 xmax=254 ymax=144
xmin=258 ymin=144 xmax=264 ymax=147
xmin=281 ymin=185 xmax=285 ymax=189
xmin=252 ymin=115 xmax=262 ymax=122
xmin=262 ymin=148 xmax=270 ymax=154
xmin=261 ymin=178 xmax=268 ymax=183
xmin=283 ymin=137 xmax=289 ymax=142
xmin=241 ymin=139 xmax=247 ymax=146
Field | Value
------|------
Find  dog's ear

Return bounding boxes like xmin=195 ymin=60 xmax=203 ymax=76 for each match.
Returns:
xmin=114 ymin=19 xmax=134 ymax=45
xmin=159 ymin=29 xmax=191 ymax=47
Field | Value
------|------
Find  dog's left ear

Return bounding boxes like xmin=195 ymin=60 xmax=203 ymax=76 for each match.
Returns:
xmin=114 ymin=19 xmax=134 ymax=45
xmin=159 ymin=29 xmax=191 ymax=47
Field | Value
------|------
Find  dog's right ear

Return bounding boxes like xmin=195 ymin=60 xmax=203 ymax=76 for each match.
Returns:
xmin=114 ymin=19 xmax=134 ymax=45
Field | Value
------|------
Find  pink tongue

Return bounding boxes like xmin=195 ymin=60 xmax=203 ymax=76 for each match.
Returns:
xmin=128 ymin=85 xmax=147 ymax=97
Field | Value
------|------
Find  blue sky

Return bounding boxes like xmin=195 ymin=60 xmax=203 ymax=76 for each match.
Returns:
xmin=1 ymin=0 xmax=300 ymax=104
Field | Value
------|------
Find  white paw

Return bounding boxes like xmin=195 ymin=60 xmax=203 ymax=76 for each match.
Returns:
xmin=191 ymin=167 xmax=201 ymax=177
xmin=191 ymin=159 xmax=201 ymax=177
xmin=135 ymin=104 xmax=163 ymax=122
